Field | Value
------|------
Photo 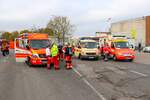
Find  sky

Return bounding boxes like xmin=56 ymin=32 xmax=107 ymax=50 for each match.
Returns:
xmin=0 ymin=0 xmax=150 ymax=36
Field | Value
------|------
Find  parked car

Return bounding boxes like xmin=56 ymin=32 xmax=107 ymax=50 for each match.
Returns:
xmin=143 ymin=46 xmax=150 ymax=53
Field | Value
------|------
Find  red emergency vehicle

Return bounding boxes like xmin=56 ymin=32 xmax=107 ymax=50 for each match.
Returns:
xmin=15 ymin=33 xmax=51 ymax=66
xmin=109 ymin=39 xmax=135 ymax=61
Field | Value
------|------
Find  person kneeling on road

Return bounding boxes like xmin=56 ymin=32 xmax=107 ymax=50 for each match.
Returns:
xmin=63 ymin=43 xmax=73 ymax=69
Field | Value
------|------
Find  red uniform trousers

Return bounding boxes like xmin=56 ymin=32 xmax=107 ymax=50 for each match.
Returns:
xmin=52 ymin=55 xmax=59 ymax=69
xmin=59 ymin=52 xmax=64 ymax=60
xmin=47 ymin=56 xmax=51 ymax=69
xmin=65 ymin=55 xmax=72 ymax=69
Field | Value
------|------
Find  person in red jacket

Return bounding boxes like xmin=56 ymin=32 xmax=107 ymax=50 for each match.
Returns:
xmin=103 ymin=43 xmax=110 ymax=61
xmin=46 ymin=47 xmax=51 ymax=70
xmin=63 ymin=43 xmax=73 ymax=69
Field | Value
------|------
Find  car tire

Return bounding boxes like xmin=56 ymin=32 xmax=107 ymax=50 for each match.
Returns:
xmin=80 ymin=55 xmax=83 ymax=60
xmin=129 ymin=59 xmax=133 ymax=62
xmin=78 ymin=54 xmax=81 ymax=59
xmin=95 ymin=56 xmax=99 ymax=60
xmin=26 ymin=57 xmax=33 ymax=67
xmin=113 ymin=55 xmax=117 ymax=61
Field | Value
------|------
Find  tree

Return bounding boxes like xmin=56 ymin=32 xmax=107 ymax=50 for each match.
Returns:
xmin=2 ymin=32 xmax=11 ymax=41
xmin=11 ymin=31 xmax=20 ymax=41
xmin=20 ymin=30 xmax=32 ymax=35
xmin=35 ymin=28 xmax=54 ymax=36
xmin=47 ymin=16 xmax=74 ymax=44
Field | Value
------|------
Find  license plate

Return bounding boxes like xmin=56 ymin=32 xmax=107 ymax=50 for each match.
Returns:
xmin=42 ymin=61 xmax=47 ymax=64
xmin=124 ymin=54 xmax=130 ymax=56
xmin=126 ymin=57 xmax=131 ymax=59
xmin=89 ymin=57 xmax=94 ymax=59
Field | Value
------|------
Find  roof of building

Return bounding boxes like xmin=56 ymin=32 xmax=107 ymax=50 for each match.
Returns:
xmin=111 ymin=16 xmax=147 ymax=25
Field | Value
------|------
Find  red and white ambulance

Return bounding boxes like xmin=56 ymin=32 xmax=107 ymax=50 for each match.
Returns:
xmin=15 ymin=33 xmax=51 ymax=66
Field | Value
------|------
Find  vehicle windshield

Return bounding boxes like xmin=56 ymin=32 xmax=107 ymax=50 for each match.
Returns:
xmin=29 ymin=40 xmax=51 ymax=49
xmin=82 ymin=42 xmax=97 ymax=49
xmin=114 ymin=42 xmax=129 ymax=48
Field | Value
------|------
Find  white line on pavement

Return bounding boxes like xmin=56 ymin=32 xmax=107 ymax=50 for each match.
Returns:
xmin=130 ymin=70 xmax=148 ymax=77
xmin=107 ymin=62 xmax=148 ymax=77
xmin=73 ymin=68 xmax=106 ymax=100
xmin=73 ymin=68 xmax=83 ymax=77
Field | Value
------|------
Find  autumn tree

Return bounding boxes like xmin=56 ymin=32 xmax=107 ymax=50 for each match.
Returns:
xmin=2 ymin=32 xmax=11 ymax=41
xmin=34 ymin=28 xmax=54 ymax=36
xmin=11 ymin=31 xmax=20 ymax=41
xmin=47 ymin=16 xmax=74 ymax=44
xmin=20 ymin=30 xmax=32 ymax=35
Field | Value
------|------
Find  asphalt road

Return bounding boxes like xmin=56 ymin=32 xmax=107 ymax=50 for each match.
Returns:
xmin=1 ymin=50 xmax=150 ymax=100
xmin=74 ymin=56 xmax=150 ymax=100
xmin=0 ymin=51 xmax=101 ymax=100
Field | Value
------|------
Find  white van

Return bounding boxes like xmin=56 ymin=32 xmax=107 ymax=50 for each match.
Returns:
xmin=75 ymin=40 xmax=100 ymax=60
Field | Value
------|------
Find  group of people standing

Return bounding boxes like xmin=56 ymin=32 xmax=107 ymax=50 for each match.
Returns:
xmin=46 ymin=42 xmax=74 ymax=70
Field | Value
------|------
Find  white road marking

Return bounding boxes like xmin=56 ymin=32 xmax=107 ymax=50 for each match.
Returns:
xmin=130 ymin=70 xmax=148 ymax=77
xmin=73 ymin=68 xmax=83 ymax=77
xmin=73 ymin=68 xmax=106 ymax=100
xmin=107 ymin=62 xmax=148 ymax=77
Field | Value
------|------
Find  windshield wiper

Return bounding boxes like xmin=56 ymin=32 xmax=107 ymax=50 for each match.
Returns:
xmin=32 ymin=48 xmax=39 ymax=50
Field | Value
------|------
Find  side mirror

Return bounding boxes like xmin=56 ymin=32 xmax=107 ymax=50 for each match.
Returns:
xmin=26 ymin=45 xmax=30 ymax=50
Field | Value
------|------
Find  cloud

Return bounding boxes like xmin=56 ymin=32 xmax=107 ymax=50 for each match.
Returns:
xmin=0 ymin=0 xmax=150 ymax=35
xmin=0 ymin=0 xmax=57 ymax=21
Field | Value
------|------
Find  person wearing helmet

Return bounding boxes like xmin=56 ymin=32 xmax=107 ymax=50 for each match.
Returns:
xmin=63 ymin=42 xmax=73 ymax=69
xmin=51 ymin=43 xmax=59 ymax=70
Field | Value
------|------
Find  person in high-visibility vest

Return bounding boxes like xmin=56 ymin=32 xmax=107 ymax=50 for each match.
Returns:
xmin=63 ymin=43 xmax=73 ymax=69
xmin=51 ymin=43 xmax=59 ymax=70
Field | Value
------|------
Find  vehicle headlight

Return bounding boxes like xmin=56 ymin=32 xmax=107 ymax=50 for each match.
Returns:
xmin=111 ymin=49 xmax=115 ymax=52
xmin=32 ymin=54 xmax=39 ymax=58
xmin=118 ymin=53 xmax=122 ymax=56
xmin=130 ymin=53 xmax=134 ymax=56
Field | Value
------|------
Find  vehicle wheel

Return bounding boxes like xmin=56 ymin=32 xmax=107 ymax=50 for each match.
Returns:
xmin=78 ymin=54 xmax=81 ymax=59
xmin=2 ymin=51 xmax=6 ymax=56
xmin=95 ymin=56 xmax=99 ymax=60
xmin=79 ymin=54 xmax=84 ymax=60
xmin=129 ymin=59 xmax=133 ymax=62
xmin=113 ymin=55 xmax=117 ymax=61
xmin=79 ymin=54 xmax=83 ymax=60
xmin=26 ymin=57 xmax=32 ymax=67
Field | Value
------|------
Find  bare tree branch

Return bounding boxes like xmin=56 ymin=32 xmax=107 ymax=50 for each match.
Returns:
xmin=47 ymin=16 xmax=74 ymax=44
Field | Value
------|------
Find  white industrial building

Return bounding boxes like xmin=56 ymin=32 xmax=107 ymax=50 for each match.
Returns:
xmin=110 ymin=16 xmax=150 ymax=47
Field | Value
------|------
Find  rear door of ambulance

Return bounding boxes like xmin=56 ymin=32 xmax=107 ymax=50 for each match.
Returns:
xmin=15 ymin=38 xmax=31 ymax=62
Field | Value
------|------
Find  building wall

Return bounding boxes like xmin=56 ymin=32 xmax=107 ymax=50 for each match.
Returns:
xmin=111 ymin=17 xmax=146 ymax=46
xmin=146 ymin=16 xmax=150 ymax=46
